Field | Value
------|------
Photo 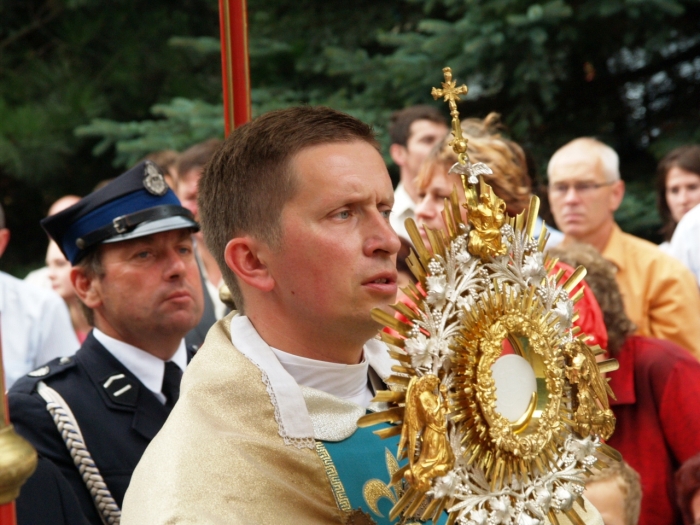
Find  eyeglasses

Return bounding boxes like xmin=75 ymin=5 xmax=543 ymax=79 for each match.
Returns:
xmin=548 ymin=181 xmax=615 ymax=197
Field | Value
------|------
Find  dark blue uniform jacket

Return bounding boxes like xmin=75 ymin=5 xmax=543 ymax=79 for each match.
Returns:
xmin=9 ymin=332 xmax=195 ymax=525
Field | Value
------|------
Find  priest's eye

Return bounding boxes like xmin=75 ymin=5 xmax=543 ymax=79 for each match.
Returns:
xmin=335 ymin=210 xmax=351 ymax=220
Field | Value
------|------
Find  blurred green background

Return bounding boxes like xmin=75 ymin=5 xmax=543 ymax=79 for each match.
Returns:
xmin=2 ymin=0 xmax=699 ymax=275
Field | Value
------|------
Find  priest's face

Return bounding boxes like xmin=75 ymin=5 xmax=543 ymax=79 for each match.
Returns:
xmin=268 ymin=140 xmax=400 ymax=338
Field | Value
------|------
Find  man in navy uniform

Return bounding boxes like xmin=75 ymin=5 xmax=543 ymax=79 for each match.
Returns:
xmin=8 ymin=161 xmax=204 ymax=525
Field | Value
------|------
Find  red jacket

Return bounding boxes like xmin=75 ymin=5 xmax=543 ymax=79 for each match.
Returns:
xmin=607 ymin=336 xmax=700 ymax=525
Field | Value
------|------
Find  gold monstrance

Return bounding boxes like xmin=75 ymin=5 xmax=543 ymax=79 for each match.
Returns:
xmin=359 ymin=68 xmax=620 ymax=525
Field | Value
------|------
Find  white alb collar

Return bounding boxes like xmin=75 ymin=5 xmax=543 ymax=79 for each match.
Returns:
xmin=92 ymin=329 xmax=187 ymax=400
xmin=270 ymin=347 xmax=372 ymax=407
xmin=229 ymin=314 xmax=394 ymax=446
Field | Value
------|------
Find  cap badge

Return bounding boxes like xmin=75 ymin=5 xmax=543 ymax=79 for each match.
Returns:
xmin=143 ymin=161 xmax=168 ymax=196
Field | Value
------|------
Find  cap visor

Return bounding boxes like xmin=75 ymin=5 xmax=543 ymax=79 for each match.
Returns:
xmin=103 ymin=216 xmax=199 ymax=244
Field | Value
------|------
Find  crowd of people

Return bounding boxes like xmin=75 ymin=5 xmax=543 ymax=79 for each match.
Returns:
xmin=1 ymin=104 xmax=699 ymax=525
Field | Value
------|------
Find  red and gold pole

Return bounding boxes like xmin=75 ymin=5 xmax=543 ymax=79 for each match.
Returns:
xmin=219 ymin=0 xmax=252 ymax=136
xmin=0 ymin=320 xmax=38 ymax=525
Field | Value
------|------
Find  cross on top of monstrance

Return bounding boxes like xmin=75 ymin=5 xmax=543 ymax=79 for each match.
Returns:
xmin=431 ymin=66 xmax=495 ymax=191
xmin=431 ymin=67 xmax=471 ymax=169
xmin=431 ymin=66 xmax=467 ymax=119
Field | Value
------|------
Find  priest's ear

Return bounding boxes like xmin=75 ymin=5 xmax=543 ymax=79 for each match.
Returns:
xmin=224 ymin=236 xmax=275 ymax=293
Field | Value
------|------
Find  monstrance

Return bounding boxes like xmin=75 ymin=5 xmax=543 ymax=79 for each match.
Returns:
xmin=359 ymin=68 xmax=621 ymax=525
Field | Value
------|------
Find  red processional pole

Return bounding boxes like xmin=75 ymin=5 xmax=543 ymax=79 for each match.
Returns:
xmin=0 ymin=319 xmax=38 ymax=525
xmin=218 ymin=0 xmax=252 ymax=136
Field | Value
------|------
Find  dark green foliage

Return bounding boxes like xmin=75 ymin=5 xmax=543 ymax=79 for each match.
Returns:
xmin=0 ymin=0 xmax=221 ymax=273
xmin=2 ymin=0 xmax=700 ymax=273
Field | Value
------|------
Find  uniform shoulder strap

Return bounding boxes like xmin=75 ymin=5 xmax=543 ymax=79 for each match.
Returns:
xmin=37 ymin=381 xmax=121 ymax=525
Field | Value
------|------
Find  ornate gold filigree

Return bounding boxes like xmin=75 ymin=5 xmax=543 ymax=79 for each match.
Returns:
xmin=458 ymin=292 xmax=567 ymax=467
xmin=358 ymin=68 xmax=620 ymax=525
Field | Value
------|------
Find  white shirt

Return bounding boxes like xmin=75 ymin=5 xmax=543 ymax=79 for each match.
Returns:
xmin=93 ymin=329 xmax=187 ymax=404
xmin=669 ymin=203 xmax=700 ymax=285
xmin=390 ymin=183 xmax=416 ymax=242
xmin=23 ymin=266 xmax=52 ymax=290
xmin=0 ymin=272 xmax=80 ymax=388
xmin=270 ymin=347 xmax=374 ymax=407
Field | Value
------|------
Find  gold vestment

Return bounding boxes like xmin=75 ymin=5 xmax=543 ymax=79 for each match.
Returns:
xmin=121 ymin=316 xmax=345 ymax=525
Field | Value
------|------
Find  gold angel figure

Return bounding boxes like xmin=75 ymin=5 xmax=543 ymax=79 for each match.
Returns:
xmin=400 ymin=375 xmax=454 ymax=493
xmin=467 ymin=189 xmax=507 ymax=259
xmin=564 ymin=341 xmax=616 ymax=440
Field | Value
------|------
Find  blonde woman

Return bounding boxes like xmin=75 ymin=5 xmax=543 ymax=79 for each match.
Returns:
xmin=414 ymin=113 xmax=564 ymax=247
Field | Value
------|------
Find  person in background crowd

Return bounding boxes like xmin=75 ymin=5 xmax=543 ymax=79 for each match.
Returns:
xmin=415 ymin=113 xmax=563 ymax=248
xmin=9 ymin=161 xmax=203 ymax=525
xmin=547 ymin=138 xmax=700 ymax=359
xmin=670 ymin=201 xmax=700 ymax=285
xmin=25 ymin=194 xmax=81 ymax=289
xmin=549 ymin=242 xmax=700 ymax=525
xmin=675 ymin=453 xmax=700 ymax=525
xmin=661 ymin=146 xmax=700 ymax=285
xmin=46 ymin=240 xmax=91 ymax=342
xmin=175 ymin=140 xmax=227 ymax=329
xmin=584 ymin=462 xmax=642 ymax=525
xmin=141 ymin=149 xmax=180 ymax=189
xmin=388 ymin=105 xmax=448 ymax=240
xmin=656 ymin=145 xmax=700 ymax=252
xmin=0 ymin=203 xmax=79 ymax=388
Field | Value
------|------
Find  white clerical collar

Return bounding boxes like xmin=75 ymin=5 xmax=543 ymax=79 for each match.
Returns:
xmin=92 ymin=328 xmax=187 ymax=403
xmin=269 ymin=347 xmax=373 ymax=407
xmin=229 ymin=314 xmax=395 ymax=444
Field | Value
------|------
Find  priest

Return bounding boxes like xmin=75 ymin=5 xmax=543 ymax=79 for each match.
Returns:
xmin=122 ymin=106 xmax=415 ymax=524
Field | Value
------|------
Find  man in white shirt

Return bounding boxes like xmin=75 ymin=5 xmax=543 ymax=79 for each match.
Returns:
xmin=0 ymin=203 xmax=79 ymax=388
xmin=8 ymin=160 xmax=204 ymax=525
xmin=669 ymin=202 xmax=700 ymax=284
xmin=388 ymin=105 xmax=448 ymax=240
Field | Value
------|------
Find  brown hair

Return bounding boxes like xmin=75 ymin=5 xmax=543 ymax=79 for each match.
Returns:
xmin=656 ymin=145 xmax=700 ymax=241
xmin=417 ymin=113 xmax=532 ymax=215
xmin=586 ymin=461 xmax=642 ymax=525
xmin=548 ymin=242 xmax=636 ymax=356
xmin=676 ymin=453 xmax=700 ymax=525
xmin=198 ymin=106 xmax=378 ymax=309
xmin=389 ymin=105 xmax=447 ymax=146
xmin=177 ymin=139 xmax=223 ymax=180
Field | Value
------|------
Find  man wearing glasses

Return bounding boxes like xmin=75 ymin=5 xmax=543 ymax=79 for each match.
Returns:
xmin=547 ymin=137 xmax=700 ymax=359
